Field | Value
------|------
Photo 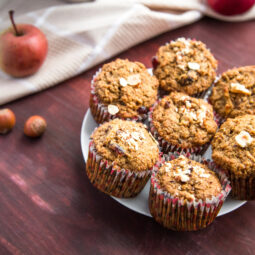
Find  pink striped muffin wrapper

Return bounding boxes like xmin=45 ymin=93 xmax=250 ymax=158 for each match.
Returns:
xmin=86 ymin=140 xmax=161 ymax=198
xmin=212 ymin=111 xmax=225 ymax=127
xmin=215 ymin=167 xmax=255 ymax=201
xmin=149 ymin=153 xmax=231 ymax=231
xmin=227 ymin=170 xmax=255 ymax=200
xmin=148 ymin=99 xmax=212 ymax=156
xmin=90 ymin=69 xmax=150 ymax=124
xmin=203 ymin=78 xmax=226 ymax=127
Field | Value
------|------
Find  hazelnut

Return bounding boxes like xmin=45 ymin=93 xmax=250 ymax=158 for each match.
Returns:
xmin=24 ymin=115 xmax=47 ymax=137
xmin=0 ymin=108 xmax=16 ymax=134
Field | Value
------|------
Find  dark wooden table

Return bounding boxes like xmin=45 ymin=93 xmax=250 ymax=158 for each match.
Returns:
xmin=1 ymin=17 xmax=255 ymax=255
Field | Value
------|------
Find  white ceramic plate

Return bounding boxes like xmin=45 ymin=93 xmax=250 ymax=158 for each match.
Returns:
xmin=81 ymin=108 xmax=246 ymax=217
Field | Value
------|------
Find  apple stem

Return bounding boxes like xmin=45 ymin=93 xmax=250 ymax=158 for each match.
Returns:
xmin=9 ymin=10 xmax=21 ymax=36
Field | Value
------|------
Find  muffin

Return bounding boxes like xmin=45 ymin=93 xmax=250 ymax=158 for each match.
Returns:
xmin=210 ymin=66 xmax=255 ymax=123
xmin=149 ymin=155 xmax=231 ymax=231
xmin=152 ymin=37 xmax=217 ymax=97
xmin=149 ymin=92 xmax=218 ymax=155
xmin=90 ymin=59 xmax=159 ymax=124
xmin=212 ymin=114 xmax=255 ymax=200
xmin=86 ymin=119 xmax=160 ymax=198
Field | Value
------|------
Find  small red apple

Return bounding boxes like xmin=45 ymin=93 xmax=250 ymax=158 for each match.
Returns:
xmin=0 ymin=10 xmax=48 ymax=77
xmin=208 ymin=0 xmax=255 ymax=16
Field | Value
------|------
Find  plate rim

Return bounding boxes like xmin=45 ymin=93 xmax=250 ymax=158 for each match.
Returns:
xmin=81 ymin=109 xmax=247 ymax=218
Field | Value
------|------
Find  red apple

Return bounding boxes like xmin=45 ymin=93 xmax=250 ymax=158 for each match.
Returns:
xmin=0 ymin=10 xmax=48 ymax=77
xmin=208 ymin=0 xmax=255 ymax=16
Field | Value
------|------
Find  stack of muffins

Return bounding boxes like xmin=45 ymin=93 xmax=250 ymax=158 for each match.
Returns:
xmin=86 ymin=37 xmax=255 ymax=231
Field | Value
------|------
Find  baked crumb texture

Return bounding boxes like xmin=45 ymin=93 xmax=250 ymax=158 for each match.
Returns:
xmin=210 ymin=66 xmax=255 ymax=121
xmin=149 ymin=155 xmax=231 ymax=231
xmin=86 ymin=119 xmax=160 ymax=198
xmin=153 ymin=38 xmax=217 ymax=97
xmin=90 ymin=58 xmax=159 ymax=124
xmin=149 ymin=92 xmax=217 ymax=155
xmin=212 ymin=114 xmax=255 ymax=200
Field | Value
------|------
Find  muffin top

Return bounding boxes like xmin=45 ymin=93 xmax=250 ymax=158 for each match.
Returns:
xmin=210 ymin=66 xmax=255 ymax=118
xmin=212 ymin=115 xmax=255 ymax=177
xmin=151 ymin=92 xmax=217 ymax=148
xmin=93 ymin=59 xmax=159 ymax=119
xmin=153 ymin=37 xmax=217 ymax=95
xmin=157 ymin=156 xmax=221 ymax=201
xmin=91 ymin=119 xmax=159 ymax=171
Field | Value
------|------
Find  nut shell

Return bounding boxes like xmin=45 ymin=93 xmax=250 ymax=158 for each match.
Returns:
xmin=0 ymin=108 xmax=16 ymax=134
xmin=24 ymin=115 xmax=47 ymax=137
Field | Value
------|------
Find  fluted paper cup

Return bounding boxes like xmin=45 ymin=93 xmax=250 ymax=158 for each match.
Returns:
xmin=149 ymin=153 xmax=231 ymax=231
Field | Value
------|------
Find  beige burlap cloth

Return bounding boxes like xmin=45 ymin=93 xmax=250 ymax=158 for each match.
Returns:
xmin=0 ymin=0 xmax=254 ymax=105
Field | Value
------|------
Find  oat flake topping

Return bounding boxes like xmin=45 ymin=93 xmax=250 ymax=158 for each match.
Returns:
xmin=230 ymin=82 xmax=251 ymax=95
xmin=176 ymin=37 xmax=191 ymax=48
xmin=164 ymin=161 xmax=190 ymax=183
xmin=179 ymin=101 xmax=207 ymax=126
xmin=119 ymin=77 xmax=128 ymax=87
xmin=163 ymin=155 xmax=211 ymax=183
xmin=188 ymin=62 xmax=200 ymax=71
xmin=108 ymin=104 xmax=119 ymax=115
xmin=127 ymin=74 xmax=141 ymax=86
xmin=117 ymin=129 xmax=145 ymax=151
xmin=235 ymin=130 xmax=253 ymax=148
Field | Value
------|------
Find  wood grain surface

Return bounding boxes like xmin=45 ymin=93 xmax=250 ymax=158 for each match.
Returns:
xmin=1 ymin=17 xmax=255 ymax=255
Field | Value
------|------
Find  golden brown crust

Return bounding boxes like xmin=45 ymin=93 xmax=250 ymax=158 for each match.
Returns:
xmin=212 ymin=115 xmax=255 ymax=177
xmin=210 ymin=66 xmax=255 ymax=118
xmin=157 ymin=156 xmax=221 ymax=201
xmin=151 ymin=92 xmax=217 ymax=148
xmin=94 ymin=59 xmax=159 ymax=119
xmin=91 ymin=119 xmax=159 ymax=171
xmin=153 ymin=38 xmax=217 ymax=95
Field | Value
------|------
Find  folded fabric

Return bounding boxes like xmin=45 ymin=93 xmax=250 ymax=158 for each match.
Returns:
xmin=0 ymin=0 xmax=254 ymax=105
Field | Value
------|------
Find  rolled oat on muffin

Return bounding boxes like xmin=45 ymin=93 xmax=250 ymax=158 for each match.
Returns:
xmin=86 ymin=119 xmax=160 ymax=198
xmin=149 ymin=155 xmax=231 ymax=231
xmin=210 ymin=66 xmax=255 ymax=123
xmin=212 ymin=114 xmax=255 ymax=200
xmin=152 ymin=37 xmax=217 ymax=97
xmin=90 ymin=58 xmax=159 ymax=124
xmin=149 ymin=92 xmax=217 ymax=155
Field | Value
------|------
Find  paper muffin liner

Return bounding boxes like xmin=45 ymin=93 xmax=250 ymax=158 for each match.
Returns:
xmin=148 ymin=99 xmax=212 ymax=156
xmin=204 ymin=75 xmax=226 ymax=127
xmin=90 ymin=68 xmax=151 ymax=124
xmin=149 ymin=153 xmax=231 ymax=231
xmin=212 ymin=111 xmax=225 ymax=127
xmin=225 ymin=170 xmax=255 ymax=200
xmin=86 ymin=140 xmax=161 ymax=198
